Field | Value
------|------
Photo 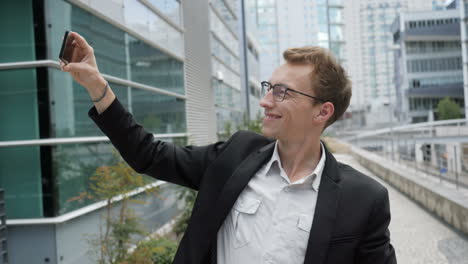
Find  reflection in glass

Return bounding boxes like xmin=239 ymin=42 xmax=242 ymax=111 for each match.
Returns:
xmin=72 ymin=6 xmax=128 ymax=79
xmin=329 ymin=8 xmax=342 ymax=24
xmin=330 ymin=25 xmax=343 ymax=41
xmin=48 ymin=68 xmax=129 ymax=138
xmin=212 ymin=0 xmax=238 ymax=33
xmin=0 ymin=146 xmax=43 ymax=219
xmin=53 ymin=139 xmax=186 ymax=216
xmin=148 ymin=0 xmax=181 ymax=26
xmin=132 ymin=89 xmax=186 ymax=134
xmin=216 ymin=107 xmax=243 ymax=133
xmin=129 ymin=36 xmax=184 ymax=95
xmin=0 ymin=68 xmax=43 ymax=218
xmin=213 ymin=79 xmax=241 ymax=109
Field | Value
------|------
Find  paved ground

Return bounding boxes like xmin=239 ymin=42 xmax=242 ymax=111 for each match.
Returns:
xmin=335 ymin=154 xmax=468 ymax=264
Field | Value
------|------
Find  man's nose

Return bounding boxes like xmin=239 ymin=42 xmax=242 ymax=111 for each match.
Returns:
xmin=259 ymin=90 xmax=274 ymax=108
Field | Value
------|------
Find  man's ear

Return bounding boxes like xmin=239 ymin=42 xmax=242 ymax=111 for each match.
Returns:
xmin=314 ymin=102 xmax=334 ymax=122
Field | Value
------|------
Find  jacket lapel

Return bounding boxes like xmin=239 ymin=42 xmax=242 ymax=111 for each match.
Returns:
xmin=303 ymin=145 xmax=342 ymax=264
xmin=211 ymin=142 xmax=275 ymax=233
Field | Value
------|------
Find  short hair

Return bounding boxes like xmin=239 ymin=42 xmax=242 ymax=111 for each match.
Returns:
xmin=283 ymin=46 xmax=352 ymax=128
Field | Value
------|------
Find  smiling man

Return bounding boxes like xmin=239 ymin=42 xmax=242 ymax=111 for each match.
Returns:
xmin=62 ymin=31 xmax=396 ymax=264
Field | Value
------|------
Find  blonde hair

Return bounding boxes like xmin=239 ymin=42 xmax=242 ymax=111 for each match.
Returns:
xmin=283 ymin=46 xmax=352 ymax=128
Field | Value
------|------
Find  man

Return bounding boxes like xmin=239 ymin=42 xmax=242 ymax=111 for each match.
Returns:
xmin=61 ymin=31 xmax=396 ymax=264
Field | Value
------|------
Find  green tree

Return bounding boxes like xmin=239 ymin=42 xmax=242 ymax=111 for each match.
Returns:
xmin=69 ymin=152 xmax=159 ymax=264
xmin=437 ymin=97 xmax=462 ymax=120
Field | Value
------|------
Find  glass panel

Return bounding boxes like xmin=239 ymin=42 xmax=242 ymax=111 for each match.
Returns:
xmin=330 ymin=25 xmax=343 ymax=41
xmin=216 ymin=107 xmax=243 ymax=134
xmin=54 ymin=139 xmax=185 ymax=215
xmin=147 ymin=0 xmax=181 ymax=26
xmin=48 ymin=68 xmax=129 ymax=138
xmin=210 ymin=9 xmax=239 ymax=56
xmin=0 ymin=145 xmax=43 ymax=219
xmin=124 ymin=0 xmax=150 ymax=37
xmin=46 ymin=0 xmax=128 ymax=79
xmin=212 ymin=0 xmax=238 ymax=33
xmin=147 ymin=10 xmax=184 ymax=57
xmin=248 ymin=48 xmax=260 ymax=81
xmin=212 ymin=58 xmax=241 ymax=89
xmin=213 ymin=79 xmax=241 ymax=109
xmin=129 ymin=36 xmax=184 ymax=95
xmin=211 ymin=35 xmax=240 ymax=73
xmin=330 ymin=42 xmax=344 ymax=59
xmin=124 ymin=0 xmax=184 ymax=57
xmin=132 ymin=89 xmax=187 ymax=134
xmin=329 ymin=8 xmax=342 ymax=24
xmin=0 ymin=0 xmax=36 ymax=63
xmin=0 ymin=67 xmax=43 ymax=218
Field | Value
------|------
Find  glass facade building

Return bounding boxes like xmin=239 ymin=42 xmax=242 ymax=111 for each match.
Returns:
xmin=256 ymin=0 xmax=281 ymax=81
xmin=0 ymin=0 xmax=191 ymax=262
xmin=0 ymin=0 xmax=186 ymax=219
xmin=209 ymin=0 xmax=245 ymax=134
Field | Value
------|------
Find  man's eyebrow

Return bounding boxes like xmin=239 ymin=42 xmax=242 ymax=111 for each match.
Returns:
xmin=274 ymin=82 xmax=291 ymax=88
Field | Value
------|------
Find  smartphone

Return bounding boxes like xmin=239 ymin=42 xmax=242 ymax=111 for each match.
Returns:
xmin=59 ymin=31 xmax=75 ymax=65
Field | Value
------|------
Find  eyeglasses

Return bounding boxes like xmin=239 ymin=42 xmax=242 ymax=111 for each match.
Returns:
xmin=261 ymin=81 xmax=326 ymax=102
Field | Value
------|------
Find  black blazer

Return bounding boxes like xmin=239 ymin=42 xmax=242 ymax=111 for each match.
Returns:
xmin=89 ymin=99 xmax=396 ymax=264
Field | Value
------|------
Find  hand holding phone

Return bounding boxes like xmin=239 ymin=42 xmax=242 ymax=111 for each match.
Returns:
xmin=59 ymin=31 xmax=105 ymax=91
xmin=59 ymin=31 xmax=115 ymax=111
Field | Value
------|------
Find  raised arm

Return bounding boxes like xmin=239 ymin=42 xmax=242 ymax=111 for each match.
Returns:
xmin=61 ymin=31 xmax=231 ymax=189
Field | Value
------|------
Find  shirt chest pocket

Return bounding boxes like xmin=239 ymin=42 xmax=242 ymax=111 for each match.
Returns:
xmin=275 ymin=213 xmax=313 ymax=254
xmin=231 ymin=195 xmax=261 ymax=249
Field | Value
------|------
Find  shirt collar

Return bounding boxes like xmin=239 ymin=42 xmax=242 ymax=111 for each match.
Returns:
xmin=262 ymin=140 xmax=326 ymax=191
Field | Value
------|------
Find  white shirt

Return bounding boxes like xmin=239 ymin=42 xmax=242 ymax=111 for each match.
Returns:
xmin=217 ymin=141 xmax=326 ymax=264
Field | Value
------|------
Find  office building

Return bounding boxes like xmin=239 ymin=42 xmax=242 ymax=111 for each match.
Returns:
xmin=344 ymin=0 xmax=443 ymax=128
xmin=392 ymin=8 xmax=464 ymax=123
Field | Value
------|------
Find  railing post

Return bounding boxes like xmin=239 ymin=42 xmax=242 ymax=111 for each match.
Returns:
xmin=0 ymin=189 xmax=8 ymax=264
xmin=454 ymin=144 xmax=459 ymax=190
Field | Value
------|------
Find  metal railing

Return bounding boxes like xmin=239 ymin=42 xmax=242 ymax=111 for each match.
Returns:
xmin=342 ymin=120 xmax=468 ymax=190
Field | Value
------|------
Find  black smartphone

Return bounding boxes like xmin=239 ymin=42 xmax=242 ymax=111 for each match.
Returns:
xmin=58 ymin=31 xmax=75 ymax=65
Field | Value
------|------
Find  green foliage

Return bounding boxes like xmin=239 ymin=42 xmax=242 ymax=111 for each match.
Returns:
xmin=241 ymin=111 xmax=263 ymax=134
xmin=219 ymin=112 xmax=263 ymax=140
xmin=437 ymin=97 xmax=462 ymax=120
xmin=69 ymin=152 xmax=160 ymax=264
xmin=125 ymin=236 xmax=178 ymax=264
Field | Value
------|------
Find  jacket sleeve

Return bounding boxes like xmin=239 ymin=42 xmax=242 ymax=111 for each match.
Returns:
xmin=88 ymin=98 xmax=232 ymax=190
xmin=355 ymin=187 xmax=397 ymax=264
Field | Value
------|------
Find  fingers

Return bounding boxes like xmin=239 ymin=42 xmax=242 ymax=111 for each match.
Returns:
xmin=69 ymin=31 xmax=93 ymax=54
xmin=63 ymin=62 xmax=90 ymax=73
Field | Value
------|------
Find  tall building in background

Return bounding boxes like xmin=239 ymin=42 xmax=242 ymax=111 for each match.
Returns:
xmin=256 ymin=0 xmax=281 ymax=81
xmin=275 ymin=0 xmax=345 ymax=63
xmin=392 ymin=8 xmax=463 ymax=123
xmin=344 ymin=0 xmax=445 ymax=128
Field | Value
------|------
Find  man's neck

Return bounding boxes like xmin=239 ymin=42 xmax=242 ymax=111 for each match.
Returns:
xmin=277 ymin=137 xmax=322 ymax=183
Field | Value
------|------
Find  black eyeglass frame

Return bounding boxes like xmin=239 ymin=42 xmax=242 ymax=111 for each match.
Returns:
xmin=261 ymin=81 xmax=326 ymax=102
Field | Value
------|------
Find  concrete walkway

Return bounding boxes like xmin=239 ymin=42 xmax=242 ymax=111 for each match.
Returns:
xmin=335 ymin=154 xmax=468 ymax=264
